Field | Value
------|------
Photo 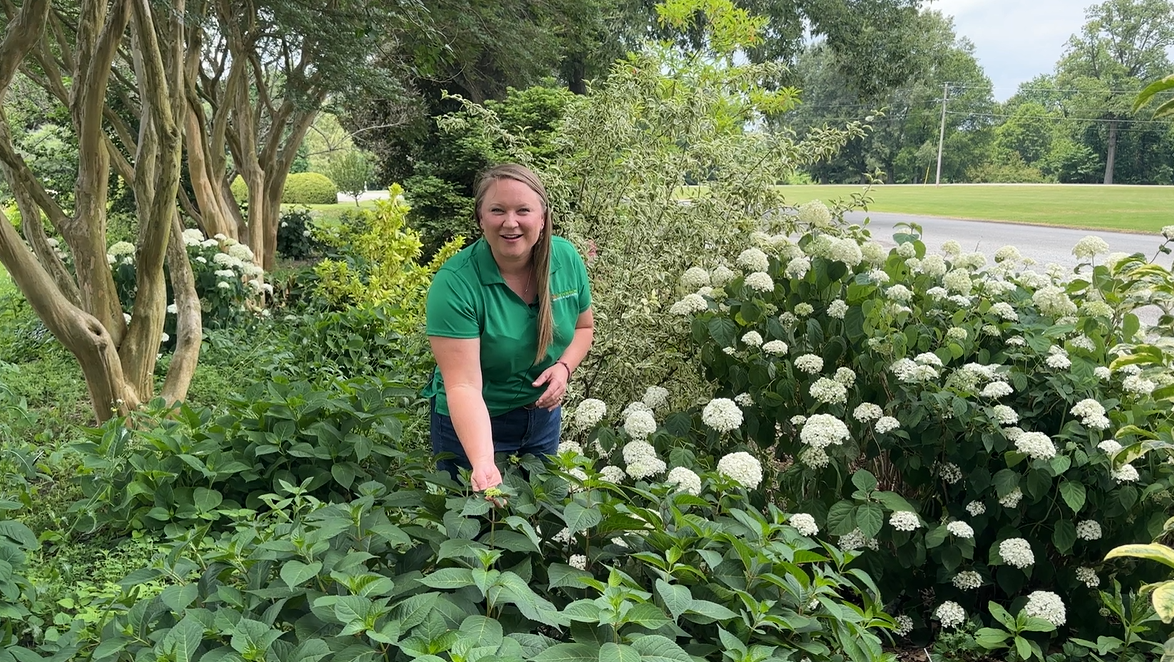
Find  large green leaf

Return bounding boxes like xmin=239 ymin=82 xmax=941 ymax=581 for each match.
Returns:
xmin=826 ymin=501 xmax=855 ymax=536
xmin=1052 ymin=520 xmax=1077 ymax=555
xmin=1059 ymin=481 xmax=1086 ymax=514
xmin=1106 ymin=544 xmax=1174 ymax=571
xmin=623 ymin=603 xmax=671 ymax=629
xmin=599 ymin=643 xmax=640 ymax=662
xmin=655 ymin=580 xmax=692 ymax=622
xmin=459 ymin=616 xmax=504 ymax=650
xmin=281 ymin=561 xmax=323 ymax=588
xmin=563 ymin=502 xmax=602 ymax=534
xmin=418 ymin=568 xmax=477 ymax=590
xmin=851 ymin=470 xmax=877 ymax=493
xmin=162 ymin=616 xmax=205 ymax=662
xmin=531 ymin=643 xmax=598 ymax=662
xmin=1152 ymin=582 xmax=1174 ymax=623
xmin=854 ymin=503 xmax=884 ymax=539
xmin=628 ymin=636 xmax=692 ymax=662
xmin=1134 ymin=74 xmax=1174 ymax=117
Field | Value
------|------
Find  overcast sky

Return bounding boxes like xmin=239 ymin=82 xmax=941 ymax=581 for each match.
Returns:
xmin=934 ymin=0 xmax=1090 ymax=101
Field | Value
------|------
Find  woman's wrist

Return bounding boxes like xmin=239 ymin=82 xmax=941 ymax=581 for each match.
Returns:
xmin=556 ymin=359 xmax=571 ymax=378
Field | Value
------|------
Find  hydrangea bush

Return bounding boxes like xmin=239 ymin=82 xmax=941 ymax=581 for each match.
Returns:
xmin=578 ymin=207 xmax=1174 ymax=645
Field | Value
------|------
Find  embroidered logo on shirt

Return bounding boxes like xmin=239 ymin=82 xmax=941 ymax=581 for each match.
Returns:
xmin=552 ymin=289 xmax=579 ymax=302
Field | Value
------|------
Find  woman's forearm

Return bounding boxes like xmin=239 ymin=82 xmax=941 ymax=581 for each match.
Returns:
xmin=445 ymin=384 xmax=495 ymax=469
xmin=559 ymin=325 xmax=594 ymax=373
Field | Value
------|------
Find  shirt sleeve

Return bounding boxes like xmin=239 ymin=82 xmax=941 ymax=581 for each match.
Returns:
xmin=426 ymin=268 xmax=481 ymax=338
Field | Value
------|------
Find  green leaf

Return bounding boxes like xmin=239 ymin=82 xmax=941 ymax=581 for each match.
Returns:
xmin=548 ymin=563 xmax=594 ymax=590
xmin=1134 ymin=74 xmax=1174 ymax=113
xmin=873 ymin=491 xmax=916 ymax=514
xmin=459 ymin=616 xmax=503 ymax=650
xmin=623 ymin=603 xmax=671 ymax=629
xmin=1059 ymin=481 xmax=1086 ymax=514
xmin=418 ymin=568 xmax=476 ymax=590
xmin=989 ymin=602 xmax=1015 ymax=629
xmin=281 ymin=561 xmax=323 ymax=588
xmin=708 ymin=317 xmax=738 ymax=348
xmin=655 ymin=580 xmax=692 ymax=622
xmin=1106 ymin=544 xmax=1174 ymax=570
xmin=1149 ymin=581 xmax=1174 ymax=622
xmin=854 ymin=503 xmax=884 ymax=539
xmin=531 ymin=643 xmax=598 ymax=662
xmin=193 ymin=487 xmax=223 ymax=513
xmin=826 ymin=500 xmax=855 ymax=536
xmin=599 ymin=643 xmax=640 ymax=662
xmin=851 ymin=470 xmax=877 ymax=492
xmin=163 ymin=616 xmax=205 ymax=662
xmin=974 ymin=628 xmax=1011 ymax=649
xmin=1014 ymin=635 xmax=1032 ymax=661
xmin=924 ymin=525 xmax=948 ymax=549
xmin=628 ymin=635 xmax=692 ymax=662
xmin=1052 ymin=520 xmax=1077 ymax=555
xmin=685 ymin=599 xmax=737 ymax=621
xmin=563 ymin=502 xmax=602 ymax=534
xmin=160 ymin=584 xmax=199 ymax=612
xmin=0 ymin=521 xmax=37 ymax=550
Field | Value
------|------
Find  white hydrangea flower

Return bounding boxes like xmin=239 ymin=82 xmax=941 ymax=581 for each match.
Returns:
xmin=599 ymin=465 xmax=626 ymax=483
xmin=1069 ymin=335 xmax=1096 ymax=352
xmin=827 ymin=299 xmax=848 ymax=319
xmin=181 ymin=228 xmax=204 ymax=245
xmin=797 ymin=199 xmax=832 ymax=227
xmin=884 ymin=284 xmax=912 ymax=303
xmin=869 ymin=269 xmax=891 ymax=284
xmin=763 ymin=340 xmax=789 ymax=355
xmin=1072 ymin=236 xmax=1110 ymax=260
xmin=1122 ymin=375 xmax=1156 ymax=396
xmin=1094 ymin=366 xmax=1112 ymax=380
xmin=1083 ymin=301 xmax=1114 ymax=318
xmin=1033 ymin=286 xmax=1078 ymax=318
xmin=894 ymin=615 xmax=914 ymax=637
xmin=995 ymin=245 xmax=1022 ymax=263
xmin=1023 ymin=590 xmax=1066 ymax=626
xmin=980 ymin=381 xmax=1014 ymax=398
xmin=829 ymin=238 xmax=863 ymax=266
xmin=800 ymin=414 xmax=851 ymax=449
xmin=938 ymin=462 xmax=963 ymax=484
xmin=833 ymin=367 xmax=856 ymax=387
xmin=738 ymin=248 xmax=770 ymax=272
xmin=896 ymin=242 xmax=916 ymax=258
xmin=790 ymin=415 xmax=807 ymax=426
xmin=574 ymin=399 xmax=607 ymax=429
xmin=966 ymin=501 xmax=986 ymax=516
xmin=1015 ymin=431 xmax=1056 ymax=460
xmin=622 ymin=440 xmax=657 ymax=465
xmin=999 ymin=538 xmax=1035 ymax=568
xmin=1075 ymin=520 xmax=1102 ymax=541
xmin=216 ymin=281 xmax=231 ymax=290
xmin=838 ymin=528 xmax=878 ymax=552
xmin=669 ymin=293 xmax=709 ymax=315
xmin=952 ymin=571 xmax=982 ymax=590
xmin=795 ymin=354 xmax=824 ymax=374
xmin=722 ymin=347 xmax=737 ymax=356
xmin=680 ymin=267 xmax=711 ymax=289
xmin=991 ymin=405 xmax=1019 ymax=425
xmin=642 ymin=386 xmax=669 ymax=410
xmin=1076 ymin=567 xmax=1100 ymax=588
xmin=711 ymin=265 xmax=736 ymax=286
xmin=946 ymin=327 xmax=968 ymax=342
xmin=943 ymin=269 xmax=973 ymax=295
xmin=666 ymin=466 xmax=702 ymax=495
xmin=717 ymin=452 xmax=763 ymax=489
xmin=744 ymin=272 xmax=774 ymax=293
xmin=557 ymin=441 xmax=583 ymax=456
xmin=740 ymin=331 xmax=764 ymax=348
xmin=799 ymin=446 xmax=830 ymax=469
xmin=810 ymin=378 xmax=848 ymax=405
xmin=946 ymin=521 xmax=975 ymax=539
xmin=1112 ymin=463 xmax=1140 ymax=483
xmin=915 ymin=352 xmax=943 ymax=367
xmin=1097 ymin=440 xmax=1122 ymax=455
xmin=624 ymin=410 xmax=657 ymax=440
xmin=569 ymin=554 xmax=587 ymax=571
xmin=889 ymin=511 xmax=921 ymax=531
xmin=935 ymin=601 xmax=966 ymax=629
xmin=1045 ymin=346 xmax=1072 ymax=370
xmin=166 ymin=303 xmax=178 ymax=314
xmin=1070 ymin=399 xmax=1110 ymax=430
xmin=861 ymin=241 xmax=887 ymax=265
xmin=214 ymin=269 xmax=237 ymax=279
xmin=875 ymin=416 xmax=900 ymax=434
xmin=926 ymin=286 xmax=948 ymax=299
xmin=734 ymin=392 xmax=754 ymax=407
xmin=999 ymin=488 xmax=1023 ymax=509
xmin=702 ymin=398 xmax=743 ymax=433
xmin=785 ymin=256 xmax=811 ymax=280
xmin=853 ymin=403 xmax=883 ymax=422
xmin=790 ymin=513 xmax=819 ymax=537
xmin=627 ymin=457 xmax=668 ymax=480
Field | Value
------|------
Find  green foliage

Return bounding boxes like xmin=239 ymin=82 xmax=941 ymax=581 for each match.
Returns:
xmin=277 ymin=207 xmax=321 ymax=261
xmin=967 ymin=151 xmax=1050 ymax=184
xmin=327 ymin=150 xmax=376 ymax=205
xmin=1134 ymin=73 xmax=1174 ymax=118
xmin=283 ymin=172 xmax=339 ymax=205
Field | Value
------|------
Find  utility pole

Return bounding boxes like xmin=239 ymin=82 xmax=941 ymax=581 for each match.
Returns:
xmin=935 ymin=82 xmax=949 ymax=187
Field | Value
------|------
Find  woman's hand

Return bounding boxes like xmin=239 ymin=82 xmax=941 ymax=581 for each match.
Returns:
xmin=532 ymin=363 xmax=570 ymax=411
xmin=471 ymin=461 xmax=503 ymax=491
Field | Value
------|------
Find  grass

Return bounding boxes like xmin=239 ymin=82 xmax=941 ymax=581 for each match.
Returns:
xmin=772 ymin=184 xmax=1173 ymax=234
xmin=288 ymin=200 xmax=381 ymax=228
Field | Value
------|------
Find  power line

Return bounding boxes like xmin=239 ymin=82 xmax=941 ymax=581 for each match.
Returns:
xmin=945 ymin=110 xmax=1173 ymax=126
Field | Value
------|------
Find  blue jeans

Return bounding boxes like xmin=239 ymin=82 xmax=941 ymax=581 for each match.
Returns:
xmin=430 ymin=399 xmax=562 ymax=480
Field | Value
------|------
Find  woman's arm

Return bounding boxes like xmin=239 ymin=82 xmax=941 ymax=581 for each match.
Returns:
xmin=533 ymin=308 xmax=595 ymax=410
xmin=430 ymin=336 xmax=501 ymax=490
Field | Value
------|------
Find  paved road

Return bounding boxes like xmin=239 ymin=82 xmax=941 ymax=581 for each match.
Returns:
xmin=845 ymin=211 xmax=1173 ymax=272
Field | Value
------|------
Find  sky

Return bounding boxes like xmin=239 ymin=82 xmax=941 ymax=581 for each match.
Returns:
xmin=933 ymin=0 xmax=1090 ymax=102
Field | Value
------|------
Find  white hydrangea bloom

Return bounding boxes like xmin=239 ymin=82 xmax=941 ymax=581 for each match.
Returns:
xmin=1045 ymin=347 xmax=1072 ymax=370
xmin=717 ymin=452 xmax=763 ymax=489
xmin=828 ymin=238 xmax=863 ymax=266
xmin=1033 ymin=286 xmax=1078 ymax=318
xmin=868 ymin=269 xmax=891 ymax=284
xmin=915 ymin=352 xmax=943 ymax=367
xmin=744 ymin=272 xmax=774 ymax=293
xmin=666 ymin=466 xmax=702 ymax=495
xmin=1112 ymin=463 xmax=1140 ymax=483
xmin=1072 ymin=236 xmax=1110 ymax=260
xmin=1069 ymin=335 xmax=1096 ymax=352
xmin=622 ymin=440 xmax=657 ymax=465
xmin=642 ymin=386 xmax=669 ymax=410
xmin=834 ymin=367 xmax=856 ymax=387
xmin=785 ymin=256 xmax=811 ymax=280
xmin=669 ymin=293 xmax=709 ymax=315
xmin=1076 ymin=567 xmax=1100 ymax=588
xmin=981 ymin=382 xmax=1014 ymax=398
xmin=742 ymin=331 xmax=763 ymax=347
xmin=738 ymin=248 xmax=770 ymax=272
xmin=624 ymin=410 xmax=657 ymax=440
xmin=999 ymin=538 xmax=1035 ymax=568
xmin=791 ymin=415 xmax=807 ymax=426
xmin=946 ymin=327 xmax=968 ymax=342
xmin=886 ymin=284 xmax=914 ymax=302
xmin=889 ymin=511 xmax=921 ymax=531
xmin=918 ymin=254 xmax=948 ymax=277
xmin=926 ymin=286 xmax=948 ymax=299
xmin=799 ymin=446 xmax=831 ymax=469
xmin=991 ymin=405 xmax=1019 ymax=425
xmin=701 ymin=398 xmax=743 ymax=432
xmin=711 ymin=265 xmax=736 ymax=286
xmin=166 ymin=303 xmax=178 ymax=314
xmin=935 ymin=601 xmax=966 ymax=629
xmin=827 ymin=299 xmax=848 ymax=319
xmin=797 ymin=199 xmax=832 ymax=227
xmin=599 ymin=465 xmax=626 ymax=483
xmin=943 ymin=269 xmax=973 ymax=295
xmin=1083 ymin=301 xmax=1114 ymax=318
xmin=627 ymin=456 xmax=668 ymax=480
xmin=680 ymin=267 xmax=711 ymax=289
xmin=800 ymin=414 xmax=851 ymax=449
xmin=734 ymin=392 xmax=754 ymax=407
xmin=553 ymin=527 xmax=573 ymax=544
xmin=838 ymin=528 xmax=878 ymax=552
xmin=1094 ymin=366 xmax=1112 ymax=380
xmin=1097 ymin=440 xmax=1122 ymax=455
xmin=875 ymin=416 xmax=900 ymax=434
xmin=1023 ymin=591 xmax=1066 ymax=626
xmin=995 ymin=245 xmax=1021 ymax=263
xmin=896 ymin=242 xmax=917 ymax=258
xmin=810 ymin=378 xmax=848 ymax=405
xmin=227 ymin=243 xmax=255 ymax=263
xmin=1075 ymin=520 xmax=1102 ymax=541
xmin=763 ymin=340 xmax=789 ymax=355
xmin=216 ymin=281 xmax=231 ymax=290
xmin=181 ymin=228 xmax=205 ymax=245
xmin=569 ymin=554 xmax=587 ymax=570
xmin=790 ymin=513 xmax=819 ymax=537
xmin=1071 ymin=399 xmax=1110 ymax=430
xmin=952 ymin=571 xmax=982 ymax=590
xmin=946 ymin=521 xmax=975 ymax=539
xmin=795 ymin=354 xmax=824 ymax=374
xmin=557 ymin=441 xmax=583 ymax=456
xmin=1015 ymin=431 xmax=1056 ymax=460
xmin=966 ymin=501 xmax=986 ymax=516
xmin=1122 ymin=375 xmax=1156 ymax=396
xmin=999 ymin=488 xmax=1023 ymax=509
xmin=938 ymin=462 xmax=963 ymax=484
xmin=894 ymin=615 xmax=914 ymax=637
xmin=853 ymin=403 xmax=883 ymax=422
xmin=861 ymin=241 xmax=886 ymax=265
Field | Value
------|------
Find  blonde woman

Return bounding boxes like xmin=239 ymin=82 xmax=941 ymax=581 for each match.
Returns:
xmin=424 ymin=164 xmax=594 ymax=490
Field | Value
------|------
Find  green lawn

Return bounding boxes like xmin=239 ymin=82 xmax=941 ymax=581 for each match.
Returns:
xmin=771 ymin=184 xmax=1173 ymax=234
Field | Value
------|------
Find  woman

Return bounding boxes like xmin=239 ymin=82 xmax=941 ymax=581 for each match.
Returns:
xmin=424 ymin=164 xmax=594 ymax=490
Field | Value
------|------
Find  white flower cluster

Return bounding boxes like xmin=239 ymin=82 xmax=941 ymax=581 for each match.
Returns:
xmin=763 ymin=340 xmax=789 ymax=355
xmin=890 ymin=358 xmax=938 ymax=383
xmin=794 ymin=303 xmax=814 ymax=317
xmin=946 ymin=521 xmax=975 ymax=539
xmin=1112 ymin=463 xmax=1140 ymax=483
xmin=1045 ymin=346 xmax=1072 ymax=370
xmin=918 ymin=254 xmax=948 ymax=277
xmin=1015 ymin=431 xmax=1057 ymax=460
xmin=1084 ymin=301 xmax=1114 ymax=318
xmin=989 ymin=301 xmax=1018 ymax=321
xmin=935 ymin=601 xmax=966 ymax=629
xmin=1075 ymin=520 xmax=1102 ymax=541
xmin=834 ymin=367 xmax=856 ymax=387
xmin=999 ymin=488 xmax=1023 ymax=509
xmin=741 ymin=331 xmax=763 ymax=348
xmin=1070 ymin=399 xmax=1110 ymax=430
xmin=1072 ymin=236 xmax=1110 ymax=260
xmin=642 ymin=386 xmax=669 ymax=410
xmin=991 ymin=405 xmax=1019 ymax=425
xmin=795 ymin=354 xmax=824 ymax=374
xmin=1097 ymin=439 xmax=1122 ymax=455
xmin=744 ymin=272 xmax=774 ymax=292
xmin=810 ymin=378 xmax=848 ymax=405
xmin=889 ymin=511 xmax=921 ymax=531
xmin=623 ymin=441 xmax=666 ymax=480
xmin=886 ymin=284 xmax=913 ymax=302
xmin=838 ymin=528 xmax=879 ymax=552
xmin=946 ymin=327 xmax=968 ymax=342
xmin=827 ymin=299 xmax=848 ymax=319
xmin=738 ymin=248 xmax=770 ymax=272
xmin=734 ymin=393 xmax=754 ymax=407
xmin=1023 ymin=590 xmax=1066 ymax=626
xmin=680 ymin=267 xmax=711 ymax=289
xmin=862 ymin=242 xmax=887 ymax=265
xmin=897 ymin=242 xmax=916 ymax=258
xmin=789 ymin=513 xmax=819 ymax=537
xmin=943 ymin=269 xmax=973 ymax=295
xmin=797 ymin=199 xmax=832 ymax=227
xmin=1033 ymin=285 xmax=1077 ymax=318
xmin=999 ymin=538 xmax=1035 ymax=568
xmin=938 ymin=462 xmax=963 ymax=484
xmin=669 ymin=293 xmax=709 ymax=315
xmin=711 ymin=265 xmax=735 ymax=286
xmin=1076 ymin=567 xmax=1100 ymax=588
xmin=599 ymin=465 xmax=626 ymax=483
xmin=702 ymin=398 xmax=743 ymax=433
xmin=981 ymin=381 xmax=1014 ymax=398
xmin=894 ymin=615 xmax=914 ymax=637
xmin=800 ymin=414 xmax=850 ymax=449
xmin=624 ymin=410 xmax=657 ymax=440
xmin=853 ymin=403 xmax=883 ymax=422
xmin=557 ymin=441 xmax=583 ymax=456
xmin=785 ymin=256 xmax=811 ymax=280
xmin=1069 ymin=334 xmax=1097 ymax=352
xmin=574 ymin=399 xmax=607 ymax=429
xmin=995 ymin=245 xmax=1021 ymax=263
xmin=875 ymin=416 xmax=901 ymax=434
xmin=666 ymin=466 xmax=702 ymax=495
xmin=569 ymin=554 xmax=587 ymax=571
xmin=1123 ymin=374 xmax=1156 ymax=396
xmin=717 ymin=452 xmax=763 ymax=489
xmin=966 ymin=501 xmax=986 ymax=516
xmin=952 ymin=571 xmax=982 ymax=590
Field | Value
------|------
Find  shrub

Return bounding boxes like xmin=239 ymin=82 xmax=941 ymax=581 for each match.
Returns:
xmin=282 ymin=172 xmax=338 ymax=204
xmin=276 ymin=206 xmax=320 ymax=261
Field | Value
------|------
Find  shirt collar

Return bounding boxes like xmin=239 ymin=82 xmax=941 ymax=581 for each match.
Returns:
xmin=472 ymin=236 xmax=562 ymax=286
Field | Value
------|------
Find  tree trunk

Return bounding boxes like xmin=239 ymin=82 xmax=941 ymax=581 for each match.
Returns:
xmin=160 ymin=212 xmax=200 ymax=403
xmin=1103 ymin=119 xmax=1118 ymax=185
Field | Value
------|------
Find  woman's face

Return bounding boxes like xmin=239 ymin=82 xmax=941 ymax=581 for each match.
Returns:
xmin=478 ymin=177 xmax=545 ymax=266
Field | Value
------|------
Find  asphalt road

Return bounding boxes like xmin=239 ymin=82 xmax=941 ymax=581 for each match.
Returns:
xmin=845 ymin=211 xmax=1173 ymax=272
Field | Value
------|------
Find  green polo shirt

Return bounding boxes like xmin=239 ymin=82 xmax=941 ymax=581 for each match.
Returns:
xmin=424 ymin=236 xmax=592 ymax=416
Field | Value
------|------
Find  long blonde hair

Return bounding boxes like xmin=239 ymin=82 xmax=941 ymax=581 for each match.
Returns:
xmin=474 ymin=164 xmax=554 ymax=365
